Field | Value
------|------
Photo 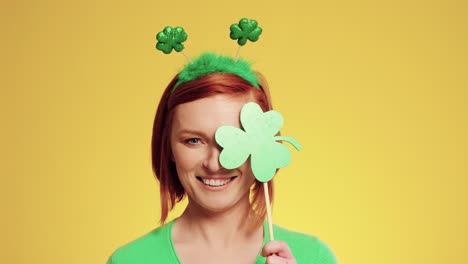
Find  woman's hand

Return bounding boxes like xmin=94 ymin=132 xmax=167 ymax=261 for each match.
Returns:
xmin=261 ymin=240 xmax=297 ymax=264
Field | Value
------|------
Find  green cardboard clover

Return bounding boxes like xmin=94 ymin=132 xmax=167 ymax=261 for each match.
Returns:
xmin=215 ymin=102 xmax=301 ymax=182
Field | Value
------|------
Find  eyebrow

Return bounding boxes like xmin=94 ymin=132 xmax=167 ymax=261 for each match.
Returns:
xmin=175 ymin=129 xmax=211 ymax=139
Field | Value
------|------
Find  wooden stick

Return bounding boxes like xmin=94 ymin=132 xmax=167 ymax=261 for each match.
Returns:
xmin=263 ymin=182 xmax=274 ymax=241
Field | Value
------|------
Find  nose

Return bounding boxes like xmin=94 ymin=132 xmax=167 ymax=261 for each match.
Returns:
xmin=202 ymin=145 xmax=222 ymax=173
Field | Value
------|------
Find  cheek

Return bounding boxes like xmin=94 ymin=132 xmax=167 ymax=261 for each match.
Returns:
xmin=239 ymin=162 xmax=256 ymax=183
xmin=241 ymin=159 xmax=253 ymax=174
xmin=172 ymin=146 xmax=203 ymax=174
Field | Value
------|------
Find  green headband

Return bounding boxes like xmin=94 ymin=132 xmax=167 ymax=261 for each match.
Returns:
xmin=173 ymin=53 xmax=260 ymax=90
xmin=155 ymin=18 xmax=263 ymax=92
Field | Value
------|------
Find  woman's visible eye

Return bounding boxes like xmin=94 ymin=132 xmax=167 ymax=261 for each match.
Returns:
xmin=185 ymin=138 xmax=202 ymax=145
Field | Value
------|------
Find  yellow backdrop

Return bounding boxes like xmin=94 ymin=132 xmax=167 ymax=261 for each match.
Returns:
xmin=1 ymin=0 xmax=467 ymax=263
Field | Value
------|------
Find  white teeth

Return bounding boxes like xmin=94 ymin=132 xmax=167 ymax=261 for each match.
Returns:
xmin=201 ymin=178 xmax=232 ymax=187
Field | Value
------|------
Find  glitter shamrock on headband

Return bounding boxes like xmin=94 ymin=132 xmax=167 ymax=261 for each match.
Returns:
xmin=230 ymin=18 xmax=262 ymax=60
xmin=156 ymin=26 xmax=191 ymax=62
xmin=155 ymin=26 xmax=187 ymax=54
xmin=230 ymin=18 xmax=263 ymax=46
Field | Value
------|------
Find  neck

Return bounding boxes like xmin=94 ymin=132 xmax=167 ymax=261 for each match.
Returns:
xmin=174 ymin=197 xmax=262 ymax=247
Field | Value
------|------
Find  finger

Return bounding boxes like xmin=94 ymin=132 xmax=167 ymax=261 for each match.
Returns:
xmin=265 ymin=255 xmax=297 ymax=264
xmin=261 ymin=240 xmax=294 ymax=259
xmin=265 ymin=255 xmax=287 ymax=264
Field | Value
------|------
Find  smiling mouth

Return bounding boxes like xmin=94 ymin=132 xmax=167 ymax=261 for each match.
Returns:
xmin=196 ymin=176 xmax=237 ymax=187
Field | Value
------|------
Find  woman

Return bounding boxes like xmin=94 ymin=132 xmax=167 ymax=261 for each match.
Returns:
xmin=107 ymin=54 xmax=337 ymax=264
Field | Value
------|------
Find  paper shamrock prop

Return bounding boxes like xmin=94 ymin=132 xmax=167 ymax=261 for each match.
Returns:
xmin=156 ymin=26 xmax=188 ymax=54
xmin=215 ymin=102 xmax=301 ymax=182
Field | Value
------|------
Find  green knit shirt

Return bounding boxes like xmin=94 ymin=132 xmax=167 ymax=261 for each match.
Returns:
xmin=107 ymin=219 xmax=337 ymax=264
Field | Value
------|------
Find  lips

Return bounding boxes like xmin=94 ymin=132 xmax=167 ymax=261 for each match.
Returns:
xmin=196 ymin=176 xmax=237 ymax=187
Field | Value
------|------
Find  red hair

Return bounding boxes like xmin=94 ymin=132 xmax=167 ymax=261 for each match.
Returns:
xmin=151 ymin=72 xmax=275 ymax=229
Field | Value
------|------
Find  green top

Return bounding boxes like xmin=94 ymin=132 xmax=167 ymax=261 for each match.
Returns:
xmin=107 ymin=219 xmax=337 ymax=264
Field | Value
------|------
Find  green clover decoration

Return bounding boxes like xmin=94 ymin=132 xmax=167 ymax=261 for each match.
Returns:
xmin=156 ymin=26 xmax=188 ymax=54
xmin=230 ymin=18 xmax=263 ymax=46
xmin=215 ymin=102 xmax=301 ymax=182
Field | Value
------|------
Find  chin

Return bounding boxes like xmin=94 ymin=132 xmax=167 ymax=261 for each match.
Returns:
xmin=192 ymin=193 xmax=249 ymax=214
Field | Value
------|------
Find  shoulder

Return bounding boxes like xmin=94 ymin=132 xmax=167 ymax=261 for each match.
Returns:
xmin=273 ymin=225 xmax=338 ymax=264
xmin=106 ymin=221 xmax=177 ymax=264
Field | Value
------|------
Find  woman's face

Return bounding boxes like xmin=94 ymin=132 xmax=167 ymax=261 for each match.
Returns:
xmin=170 ymin=94 xmax=256 ymax=213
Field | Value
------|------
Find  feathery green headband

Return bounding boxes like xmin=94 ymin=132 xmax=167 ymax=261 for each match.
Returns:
xmin=174 ymin=53 xmax=259 ymax=89
xmin=155 ymin=18 xmax=263 ymax=90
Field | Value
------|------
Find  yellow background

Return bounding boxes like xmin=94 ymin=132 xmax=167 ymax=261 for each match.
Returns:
xmin=1 ymin=0 xmax=467 ymax=263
